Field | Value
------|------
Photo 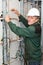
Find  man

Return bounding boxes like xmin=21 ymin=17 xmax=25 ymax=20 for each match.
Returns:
xmin=5 ymin=8 xmax=41 ymax=65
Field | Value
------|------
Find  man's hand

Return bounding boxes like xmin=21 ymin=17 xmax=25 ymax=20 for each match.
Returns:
xmin=5 ymin=15 xmax=11 ymax=23
xmin=11 ymin=9 xmax=20 ymax=16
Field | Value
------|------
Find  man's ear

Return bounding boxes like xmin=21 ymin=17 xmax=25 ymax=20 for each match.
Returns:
xmin=35 ymin=17 xmax=39 ymax=22
xmin=37 ymin=18 xmax=39 ymax=21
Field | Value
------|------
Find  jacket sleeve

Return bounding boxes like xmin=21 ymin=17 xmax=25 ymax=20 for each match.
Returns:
xmin=19 ymin=15 xmax=28 ymax=27
xmin=8 ymin=22 xmax=39 ymax=38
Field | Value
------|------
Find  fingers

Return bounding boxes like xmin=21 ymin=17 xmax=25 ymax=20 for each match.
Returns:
xmin=5 ymin=15 xmax=11 ymax=23
xmin=11 ymin=8 xmax=20 ymax=16
xmin=11 ymin=9 xmax=17 ymax=13
xmin=11 ymin=9 xmax=16 ymax=11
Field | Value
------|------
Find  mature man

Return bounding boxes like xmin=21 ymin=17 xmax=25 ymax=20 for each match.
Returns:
xmin=5 ymin=8 xmax=41 ymax=65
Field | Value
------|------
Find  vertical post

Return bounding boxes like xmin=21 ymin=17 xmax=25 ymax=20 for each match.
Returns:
xmin=2 ymin=0 xmax=10 ymax=65
xmin=2 ymin=0 xmax=8 ymax=64
xmin=41 ymin=0 xmax=43 ymax=53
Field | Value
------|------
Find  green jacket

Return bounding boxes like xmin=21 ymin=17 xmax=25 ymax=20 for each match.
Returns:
xmin=8 ymin=15 xmax=41 ymax=61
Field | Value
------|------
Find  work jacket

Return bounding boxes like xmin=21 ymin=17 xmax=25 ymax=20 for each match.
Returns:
xmin=8 ymin=15 xmax=41 ymax=61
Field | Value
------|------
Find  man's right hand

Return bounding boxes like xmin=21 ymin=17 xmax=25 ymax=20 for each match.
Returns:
xmin=11 ymin=9 xmax=20 ymax=16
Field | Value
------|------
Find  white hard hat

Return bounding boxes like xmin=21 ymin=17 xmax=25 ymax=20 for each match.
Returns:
xmin=27 ymin=8 xmax=40 ymax=16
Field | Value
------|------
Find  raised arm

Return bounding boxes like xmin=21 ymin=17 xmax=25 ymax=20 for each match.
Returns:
xmin=18 ymin=15 xmax=28 ymax=27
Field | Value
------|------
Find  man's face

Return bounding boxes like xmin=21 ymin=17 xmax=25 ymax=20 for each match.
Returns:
xmin=27 ymin=16 xmax=38 ymax=23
